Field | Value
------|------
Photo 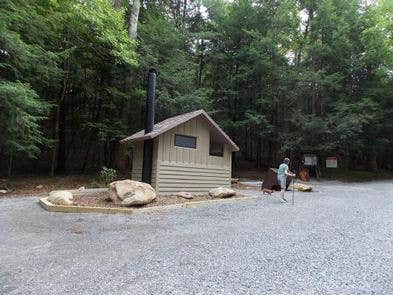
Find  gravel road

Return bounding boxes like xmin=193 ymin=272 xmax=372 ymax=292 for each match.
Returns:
xmin=1 ymin=181 xmax=393 ymax=294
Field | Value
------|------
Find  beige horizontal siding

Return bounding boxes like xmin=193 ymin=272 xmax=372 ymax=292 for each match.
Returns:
xmin=159 ymin=163 xmax=231 ymax=173
xmin=158 ymin=117 xmax=231 ymax=167
xmin=158 ymin=174 xmax=228 ymax=181
xmin=157 ymin=162 xmax=231 ymax=194
xmin=131 ymin=140 xmax=157 ymax=188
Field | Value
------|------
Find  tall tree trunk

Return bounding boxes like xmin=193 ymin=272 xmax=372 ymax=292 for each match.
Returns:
xmin=198 ymin=45 xmax=204 ymax=86
xmin=183 ymin=0 xmax=187 ymax=25
xmin=296 ymin=8 xmax=313 ymax=67
xmin=7 ymin=153 xmax=13 ymax=177
xmin=64 ymin=128 xmax=76 ymax=162
xmin=256 ymin=139 xmax=262 ymax=168
xmin=81 ymin=138 xmax=93 ymax=172
xmin=368 ymin=150 xmax=378 ymax=171
xmin=103 ymin=141 xmax=108 ymax=167
xmin=50 ymin=59 xmax=69 ymax=176
xmin=128 ymin=0 xmax=141 ymax=40
xmin=56 ymin=98 xmax=67 ymax=173
xmin=113 ymin=0 xmax=122 ymax=9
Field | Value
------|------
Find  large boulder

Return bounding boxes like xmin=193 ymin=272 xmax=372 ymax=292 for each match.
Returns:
xmin=209 ymin=187 xmax=236 ymax=198
xmin=109 ymin=180 xmax=156 ymax=206
xmin=48 ymin=190 xmax=73 ymax=205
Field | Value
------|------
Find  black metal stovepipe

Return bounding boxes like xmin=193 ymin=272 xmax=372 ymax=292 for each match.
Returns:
xmin=142 ymin=69 xmax=156 ymax=184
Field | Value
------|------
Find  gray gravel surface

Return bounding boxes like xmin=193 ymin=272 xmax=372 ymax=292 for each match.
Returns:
xmin=1 ymin=181 xmax=393 ymax=294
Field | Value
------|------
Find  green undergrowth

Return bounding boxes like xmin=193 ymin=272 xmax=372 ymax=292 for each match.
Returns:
xmin=322 ymin=169 xmax=393 ymax=182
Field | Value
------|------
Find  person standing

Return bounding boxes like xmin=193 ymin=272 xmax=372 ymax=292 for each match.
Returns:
xmin=277 ymin=158 xmax=295 ymax=202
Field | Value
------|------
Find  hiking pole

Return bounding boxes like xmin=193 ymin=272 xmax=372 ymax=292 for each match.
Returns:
xmin=292 ymin=172 xmax=295 ymax=205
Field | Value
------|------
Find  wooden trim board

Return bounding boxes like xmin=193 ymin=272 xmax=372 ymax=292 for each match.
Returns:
xmin=39 ymin=195 xmax=259 ymax=215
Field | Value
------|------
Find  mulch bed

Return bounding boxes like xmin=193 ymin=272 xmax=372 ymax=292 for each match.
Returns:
xmin=0 ymin=174 xmax=259 ymax=199
xmin=0 ymin=174 xmax=126 ymax=198
xmin=72 ymin=192 xmax=249 ymax=208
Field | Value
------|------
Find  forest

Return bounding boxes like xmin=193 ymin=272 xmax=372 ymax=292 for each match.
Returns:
xmin=1 ymin=0 xmax=392 ymax=176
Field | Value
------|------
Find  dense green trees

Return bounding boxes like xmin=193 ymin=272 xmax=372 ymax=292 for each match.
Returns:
xmin=204 ymin=0 xmax=393 ymax=170
xmin=0 ymin=0 xmax=392 ymax=174
xmin=1 ymin=0 xmax=136 ymax=174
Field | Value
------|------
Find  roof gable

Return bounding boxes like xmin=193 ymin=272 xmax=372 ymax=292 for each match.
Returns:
xmin=120 ymin=109 xmax=239 ymax=151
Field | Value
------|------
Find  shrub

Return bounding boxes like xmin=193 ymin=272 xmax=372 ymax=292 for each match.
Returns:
xmin=99 ymin=166 xmax=117 ymax=185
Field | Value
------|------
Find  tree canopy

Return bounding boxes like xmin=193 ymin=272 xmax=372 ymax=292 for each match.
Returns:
xmin=1 ymin=0 xmax=392 ymax=174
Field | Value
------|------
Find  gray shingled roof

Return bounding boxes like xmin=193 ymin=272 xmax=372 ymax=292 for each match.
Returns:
xmin=120 ymin=109 xmax=239 ymax=151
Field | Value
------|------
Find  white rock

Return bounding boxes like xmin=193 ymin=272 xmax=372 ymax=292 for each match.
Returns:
xmin=48 ymin=190 xmax=73 ymax=205
xmin=109 ymin=180 xmax=156 ymax=206
xmin=176 ymin=192 xmax=194 ymax=199
xmin=78 ymin=186 xmax=85 ymax=191
xmin=294 ymin=183 xmax=312 ymax=192
xmin=0 ymin=190 xmax=8 ymax=194
xmin=209 ymin=187 xmax=236 ymax=198
xmin=36 ymin=185 xmax=43 ymax=189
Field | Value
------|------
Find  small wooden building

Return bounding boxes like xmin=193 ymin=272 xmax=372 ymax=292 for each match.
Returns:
xmin=121 ymin=110 xmax=239 ymax=194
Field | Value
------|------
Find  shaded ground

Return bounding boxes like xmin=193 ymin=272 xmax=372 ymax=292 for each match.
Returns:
xmin=0 ymin=174 xmax=99 ymax=197
xmin=323 ymin=169 xmax=393 ymax=182
xmin=2 ymin=169 xmax=393 ymax=198
xmin=1 ymin=180 xmax=393 ymax=294
xmin=233 ymin=168 xmax=266 ymax=180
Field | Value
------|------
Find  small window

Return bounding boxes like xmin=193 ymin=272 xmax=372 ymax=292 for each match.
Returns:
xmin=209 ymin=137 xmax=224 ymax=157
xmin=174 ymin=134 xmax=197 ymax=149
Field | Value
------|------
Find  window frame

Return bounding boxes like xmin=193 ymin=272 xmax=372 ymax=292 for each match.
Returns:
xmin=209 ymin=137 xmax=224 ymax=157
xmin=174 ymin=134 xmax=197 ymax=149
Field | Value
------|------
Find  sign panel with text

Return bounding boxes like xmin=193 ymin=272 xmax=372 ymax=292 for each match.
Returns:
xmin=326 ymin=157 xmax=338 ymax=168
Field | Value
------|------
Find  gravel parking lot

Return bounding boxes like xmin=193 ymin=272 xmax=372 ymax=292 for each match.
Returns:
xmin=1 ymin=181 xmax=393 ymax=294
